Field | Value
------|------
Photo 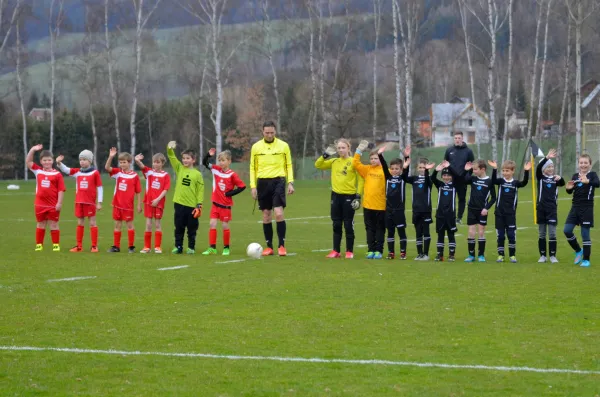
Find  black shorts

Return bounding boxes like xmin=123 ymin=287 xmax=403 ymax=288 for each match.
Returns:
xmin=257 ymin=177 xmax=286 ymax=211
xmin=495 ymin=214 xmax=516 ymax=231
xmin=467 ymin=208 xmax=488 ymax=226
xmin=565 ymin=206 xmax=594 ymax=228
xmin=386 ymin=209 xmax=407 ymax=229
xmin=412 ymin=211 xmax=433 ymax=225
xmin=331 ymin=192 xmax=355 ymax=222
xmin=537 ymin=208 xmax=558 ymax=225
xmin=436 ymin=215 xmax=457 ymax=233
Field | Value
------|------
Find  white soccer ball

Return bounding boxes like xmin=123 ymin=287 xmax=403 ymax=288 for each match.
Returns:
xmin=246 ymin=243 xmax=263 ymax=259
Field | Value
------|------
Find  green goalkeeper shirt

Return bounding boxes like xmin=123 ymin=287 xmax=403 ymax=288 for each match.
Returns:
xmin=167 ymin=147 xmax=204 ymax=208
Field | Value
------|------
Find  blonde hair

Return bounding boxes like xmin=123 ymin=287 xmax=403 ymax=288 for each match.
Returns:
xmin=579 ymin=154 xmax=592 ymax=164
xmin=501 ymin=160 xmax=516 ymax=171
xmin=369 ymin=149 xmax=379 ymax=157
xmin=118 ymin=152 xmax=133 ymax=162
xmin=217 ymin=150 xmax=232 ymax=161
xmin=152 ymin=153 xmax=166 ymax=164
xmin=336 ymin=138 xmax=352 ymax=151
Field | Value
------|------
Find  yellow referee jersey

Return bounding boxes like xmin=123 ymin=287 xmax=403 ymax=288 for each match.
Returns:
xmin=315 ymin=156 xmax=364 ymax=196
xmin=250 ymin=137 xmax=294 ymax=188
xmin=352 ymin=153 xmax=386 ymax=211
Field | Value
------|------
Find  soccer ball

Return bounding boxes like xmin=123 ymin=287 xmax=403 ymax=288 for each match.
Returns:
xmin=246 ymin=243 xmax=263 ymax=259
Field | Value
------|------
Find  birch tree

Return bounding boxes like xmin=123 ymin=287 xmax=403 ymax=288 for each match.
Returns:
xmin=501 ymin=0 xmax=513 ymax=163
xmin=48 ymin=0 xmax=64 ymax=153
xmin=258 ymin=0 xmax=281 ymax=133
xmin=564 ymin=0 xmax=600 ymax=160
xmin=534 ymin=0 xmax=553 ymax=140
xmin=392 ymin=0 xmax=404 ymax=149
xmin=457 ymin=0 xmax=477 ymax=107
xmin=0 ymin=0 xmax=20 ymax=59
xmin=15 ymin=19 xmax=27 ymax=180
xmin=129 ymin=0 xmax=162 ymax=156
xmin=524 ymin=3 xmax=543 ymax=142
xmin=372 ymin=0 xmax=382 ymax=139
xmin=557 ymin=21 xmax=571 ymax=175
xmin=105 ymin=0 xmax=121 ymax=152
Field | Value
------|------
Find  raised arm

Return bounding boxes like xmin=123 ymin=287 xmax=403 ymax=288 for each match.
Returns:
xmin=134 ymin=153 xmax=146 ymax=170
xmin=314 ymin=156 xmax=335 ymax=170
xmin=55 ymin=155 xmax=71 ymax=175
xmin=518 ymin=170 xmax=530 ymax=188
xmin=202 ymin=148 xmax=216 ymax=170
xmin=430 ymin=169 xmax=442 ymax=188
xmin=26 ymin=144 xmax=43 ymax=170
xmin=105 ymin=147 xmax=117 ymax=173
xmin=536 ymin=158 xmax=547 ymax=181
xmin=166 ymin=142 xmax=182 ymax=174
xmin=378 ymin=153 xmax=392 ymax=180
xmin=352 ymin=153 xmax=368 ymax=178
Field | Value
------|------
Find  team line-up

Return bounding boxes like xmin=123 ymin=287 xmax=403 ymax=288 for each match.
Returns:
xmin=25 ymin=122 xmax=598 ymax=267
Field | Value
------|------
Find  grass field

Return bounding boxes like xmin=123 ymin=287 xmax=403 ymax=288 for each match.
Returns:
xmin=0 ymin=177 xmax=599 ymax=396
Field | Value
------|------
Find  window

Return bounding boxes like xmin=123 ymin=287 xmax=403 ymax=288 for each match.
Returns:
xmin=468 ymin=118 xmax=473 ymax=127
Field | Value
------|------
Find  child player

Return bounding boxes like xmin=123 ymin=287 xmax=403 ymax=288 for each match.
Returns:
xmin=489 ymin=159 xmax=531 ymax=263
xmin=377 ymin=144 xmax=410 ymax=260
xmin=56 ymin=150 xmax=103 ymax=252
xmin=403 ymin=157 xmax=436 ymax=260
xmin=536 ymin=149 xmax=565 ymax=263
xmin=431 ymin=161 xmax=457 ymax=262
xmin=26 ymin=144 xmax=66 ymax=252
xmin=315 ymin=139 xmax=364 ymax=259
xmin=167 ymin=141 xmax=204 ymax=254
xmin=134 ymin=153 xmax=171 ymax=254
xmin=352 ymin=140 xmax=386 ymax=259
xmin=201 ymin=148 xmax=246 ymax=255
xmin=463 ymin=160 xmax=496 ymax=262
xmin=105 ymin=148 xmax=142 ymax=253
xmin=564 ymin=154 xmax=599 ymax=267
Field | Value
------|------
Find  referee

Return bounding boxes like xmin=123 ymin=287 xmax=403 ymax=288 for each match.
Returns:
xmin=250 ymin=121 xmax=294 ymax=256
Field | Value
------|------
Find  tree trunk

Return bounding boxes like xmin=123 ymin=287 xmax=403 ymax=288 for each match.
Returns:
xmin=260 ymin=0 xmax=281 ymax=133
xmin=130 ymin=0 xmax=145 ymax=156
xmin=211 ymin=5 xmax=223 ymax=153
xmin=89 ymin=102 xmax=98 ymax=169
xmin=372 ymin=0 xmax=381 ymax=140
xmin=575 ymin=9 xmax=582 ymax=161
xmin=525 ymin=3 xmax=543 ymax=142
xmin=458 ymin=0 xmax=478 ymax=154
xmin=148 ymin=103 xmax=154 ymax=156
xmin=302 ymin=98 xmax=314 ymax=177
xmin=501 ymin=0 xmax=514 ymax=163
xmin=16 ymin=20 xmax=27 ymax=181
xmin=487 ymin=0 xmax=498 ymax=162
xmin=318 ymin=0 xmax=327 ymax=147
xmin=534 ymin=0 xmax=552 ymax=140
xmin=105 ymin=0 xmax=121 ymax=152
xmin=0 ymin=0 xmax=20 ymax=57
xmin=198 ymin=97 xmax=203 ymax=157
xmin=308 ymin=7 xmax=319 ymax=155
xmin=392 ymin=0 xmax=404 ymax=148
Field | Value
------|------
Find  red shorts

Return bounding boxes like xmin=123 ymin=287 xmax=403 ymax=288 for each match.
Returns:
xmin=113 ymin=207 xmax=134 ymax=221
xmin=75 ymin=203 xmax=97 ymax=218
xmin=144 ymin=204 xmax=164 ymax=219
xmin=210 ymin=205 xmax=232 ymax=222
xmin=35 ymin=206 xmax=60 ymax=222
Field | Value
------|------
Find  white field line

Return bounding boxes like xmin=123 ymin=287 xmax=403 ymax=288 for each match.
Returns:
xmin=157 ymin=265 xmax=189 ymax=271
xmin=0 ymin=345 xmax=598 ymax=375
xmin=216 ymin=259 xmax=247 ymax=264
xmin=47 ymin=276 xmax=96 ymax=283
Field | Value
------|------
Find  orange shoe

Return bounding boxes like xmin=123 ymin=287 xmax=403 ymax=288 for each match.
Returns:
xmin=70 ymin=246 xmax=82 ymax=252
xmin=345 ymin=251 xmax=354 ymax=259
xmin=90 ymin=246 xmax=99 ymax=253
xmin=326 ymin=250 xmax=341 ymax=258
xmin=262 ymin=247 xmax=274 ymax=256
xmin=278 ymin=245 xmax=287 ymax=256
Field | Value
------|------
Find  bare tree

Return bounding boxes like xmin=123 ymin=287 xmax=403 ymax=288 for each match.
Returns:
xmin=524 ymin=3 xmax=543 ymax=142
xmin=258 ymin=0 xmax=281 ymax=133
xmin=392 ymin=0 xmax=404 ymax=148
xmin=129 ymin=0 xmax=162 ymax=156
xmin=501 ymin=0 xmax=514 ymax=163
xmin=15 ymin=19 xmax=27 ymax=180
xmin=105 ymin=0 xmax=121 ymax=151
xmin=457 ymin=0 xmax=477 ymax=107
xmin=0 ymin=0 xmax=20 ymax=57
xmin=372 ymin=0 xmax=382 ymax=139
xmin=534 ymin=0 xmax=553 ymax=140
xmin=564 ymin=0 xmax=600 ymax=160
xmin=306 ymin=0 xmax=319 ymax=155
xmin=48 ymin=0 xmax=65 ymax=153
xmin=558 ymin=21 xmax=572 ymax=175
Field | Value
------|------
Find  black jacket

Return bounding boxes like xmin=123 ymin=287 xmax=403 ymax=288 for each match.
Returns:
xmin=444 ymin=143 xmax=474 ymax=179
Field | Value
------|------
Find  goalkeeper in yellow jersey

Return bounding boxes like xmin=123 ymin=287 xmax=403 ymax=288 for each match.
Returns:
xmin=315 ymin=138 xmax=364 ymax=259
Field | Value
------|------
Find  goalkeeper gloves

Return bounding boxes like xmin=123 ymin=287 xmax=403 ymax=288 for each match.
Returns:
xmin=355 ymin=140 xmax=369 ymax=155
xmin=167 ymin=141 xmax=177 ymax=149
xmin=351 ymin=194 xmax=361 ymax=210
xmin=322 ymin=144 xmax=337 ymax=159
xmin=192 ymin=204 xmax=202 ymax=218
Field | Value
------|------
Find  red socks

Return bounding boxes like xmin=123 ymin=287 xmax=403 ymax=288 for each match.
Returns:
xmin=36 ymin=228 xmax=45 ymax=244
xmin=209 ymin=229 xmax=217 ymax=246
xmin=144 ymin=232 xmax=152 ymax=249
xmin=128 ymin=230 xmax=135 ymax=247
xmin=114 ymin=231 xmax=122 ymax=248
xmin=155 ymin=231 xmax=162 ymax=248
xmin=223 ymin=229 xmax=230 ymax=246
xmin=51 ymin=230 xmax=60 ymax=244
xmin=76 ymin=225 xmax=84 ymax=247
xmin=90 ymin=226 xmax=98 ymax=247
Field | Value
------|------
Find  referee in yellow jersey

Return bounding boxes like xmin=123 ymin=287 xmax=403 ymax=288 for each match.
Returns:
xmin=250 ymin=121 xmax=294 ymax=256
xmin=315 ymin=138 xmax=364 ymax=259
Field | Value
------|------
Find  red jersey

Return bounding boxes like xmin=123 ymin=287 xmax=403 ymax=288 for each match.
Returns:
xmin=30 ymin=163 xmax=66 ymax=208
xmin=141 ymin=167 xmax=171 ymax=208
xmin=109 ymin=168 xmax=141 ymax=211
xmin=209 ymin=165 xmax=245 ymax=207
xmin=64 ymin=167 xmax=103 ymax=205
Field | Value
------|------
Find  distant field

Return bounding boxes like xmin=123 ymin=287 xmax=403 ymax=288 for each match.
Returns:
xmin=0 ymin=176 xmax=598 ymax=396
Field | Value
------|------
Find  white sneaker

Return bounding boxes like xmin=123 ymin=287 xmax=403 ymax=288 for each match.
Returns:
xmin=538 ymin=255 xmax=547 ymax=263
xmin=421 ymin=255 xmax=430 ymax=261
xmin=549 ymin=256 xmax=559 ymax=263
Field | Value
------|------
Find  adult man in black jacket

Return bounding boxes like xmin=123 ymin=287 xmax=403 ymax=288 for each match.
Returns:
xmin=444 ymin=131 xmax=475 ymax=224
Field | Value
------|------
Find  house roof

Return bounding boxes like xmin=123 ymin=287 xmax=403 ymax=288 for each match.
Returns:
xmin=414 ymin=115 xmax=431 ymax=122
xmin=28 ymin=108 xmax=51 ymax=116
xmin=431 ymin=103 xmax=470 ymax=126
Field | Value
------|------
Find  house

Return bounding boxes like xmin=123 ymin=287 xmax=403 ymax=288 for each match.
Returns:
xmin=28 ymin=108 xmax=51 ymax=122
xmin=506 ymin=110 xmax=528 ymax=137
xmin=383 ymin=115 xmax=432 ymax=147
xmin=430 ymin=100 xmax=490 ymax=147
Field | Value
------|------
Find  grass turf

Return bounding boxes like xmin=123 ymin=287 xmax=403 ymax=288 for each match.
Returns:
xmin=0 ymin=178 xmax=598 ymax=396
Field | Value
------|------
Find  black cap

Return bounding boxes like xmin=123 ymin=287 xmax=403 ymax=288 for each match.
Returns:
xmin=442 ymin=168 xmax=451 ymax=176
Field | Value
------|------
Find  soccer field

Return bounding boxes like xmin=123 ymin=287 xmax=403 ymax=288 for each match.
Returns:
xmin=0 ymin=178 xmax=598 ymax=396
